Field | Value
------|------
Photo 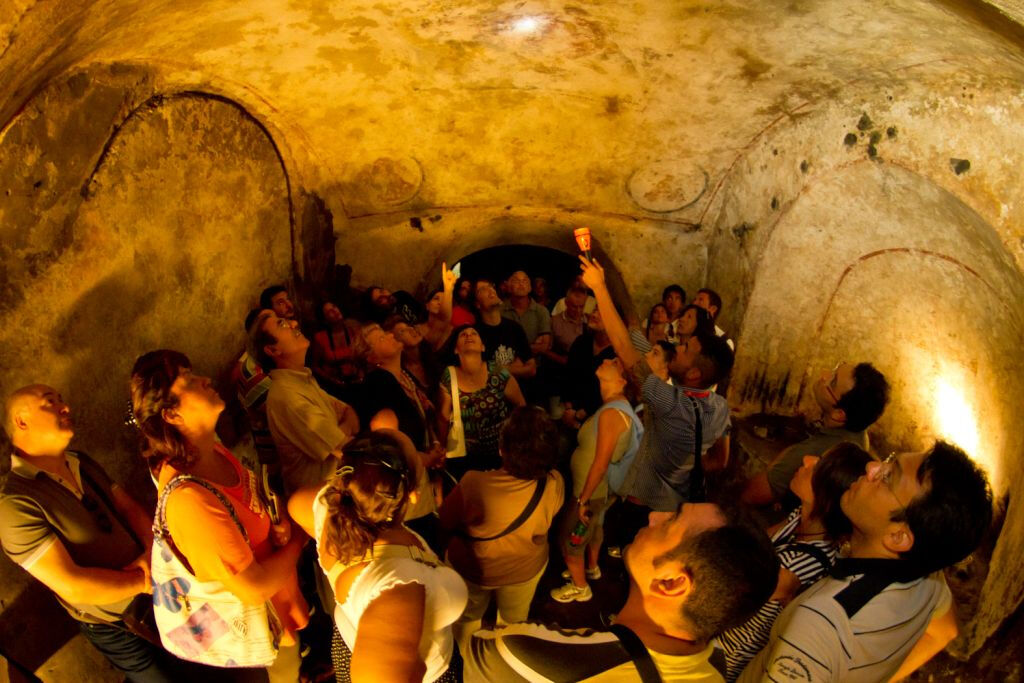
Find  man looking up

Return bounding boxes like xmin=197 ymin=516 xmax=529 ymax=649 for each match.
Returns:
xmin=662 ymin=284 xmax=686 ymax=341
xmin=0 ymin=385 xmax=183 ymax=681
xmin=464 ymin=502 xmax=778 ymax=681
xmin=260 ymin=284 xmax=296 ymax=321
xmin=693 ymin=287 xmax=734 ymax=350
xmin=741 ymin=361 xmax=889 ymax=521
xmin=580 ymin=257 xmax=733 ymax=520
xmin=501 ymin=270 xmax=553 ymax=356
xmin=472 ymin=278 xmax=536 ymax=380
xmin=740 ymin=441 xmax=992 ymax=682
xmin=249 ymin=310 xmax=359 ymax=495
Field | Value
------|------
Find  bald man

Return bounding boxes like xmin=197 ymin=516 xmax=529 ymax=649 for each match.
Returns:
xmin=0 ymin=385 xmax=182 ymax=681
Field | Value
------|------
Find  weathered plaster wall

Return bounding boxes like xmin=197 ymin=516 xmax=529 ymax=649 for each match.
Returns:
xmin=0 ymin=65 xmax=293 ymax=671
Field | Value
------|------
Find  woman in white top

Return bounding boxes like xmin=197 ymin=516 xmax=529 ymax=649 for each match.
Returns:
xmin=289 ymin=432 xmax=467 ymax=683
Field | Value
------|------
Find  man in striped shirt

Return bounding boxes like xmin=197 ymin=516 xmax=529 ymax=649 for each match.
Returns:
xmin=739 ymin=441 xmax=992 ymax=682
xmin=579 ymin=257 xmax=734 ymax=520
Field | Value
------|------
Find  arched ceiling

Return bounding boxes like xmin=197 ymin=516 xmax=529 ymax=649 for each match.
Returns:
xmin=4 ymin=0 xmax=1024 ymax=222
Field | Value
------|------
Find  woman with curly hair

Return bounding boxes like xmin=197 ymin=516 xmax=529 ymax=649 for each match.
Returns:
xmin=289 ymin=432 xmax=467 ymax=682
xmin=439 ymin=407 xmax=564 ymax=644
xmin=129 ymin=350 xmax=308 ymax=681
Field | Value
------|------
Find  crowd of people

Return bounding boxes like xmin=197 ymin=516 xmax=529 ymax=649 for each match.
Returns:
xmin=0 ymin=254 xmax=994 ymax=683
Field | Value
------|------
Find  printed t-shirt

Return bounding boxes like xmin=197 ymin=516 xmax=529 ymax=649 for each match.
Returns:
xmin=465 ymin=621 xmax=724 ymax=682
xmin=475 ymin=318 xmax=532 ymax=369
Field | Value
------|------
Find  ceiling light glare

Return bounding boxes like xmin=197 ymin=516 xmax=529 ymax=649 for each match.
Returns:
xmin=509 ymin=15 xmax=547 ymax=35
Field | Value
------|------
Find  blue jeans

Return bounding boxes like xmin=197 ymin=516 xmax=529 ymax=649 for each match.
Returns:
xmin=78 ymin=620 xmax=183 ymax=683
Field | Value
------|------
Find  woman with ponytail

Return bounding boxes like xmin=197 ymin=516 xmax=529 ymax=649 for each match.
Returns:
xmin=289 ymin=432 xmax=467 ymax=683
xmin=130 ymin=350 xmax=308 ymax=681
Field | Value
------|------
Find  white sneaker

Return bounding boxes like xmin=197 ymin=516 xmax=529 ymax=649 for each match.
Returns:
xmin=561 ymin=566 xmax=601 ymax=581
xmin=550 ymin=581 xmax=593 ymax=603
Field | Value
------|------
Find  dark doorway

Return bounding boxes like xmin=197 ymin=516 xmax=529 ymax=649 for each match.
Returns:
xmin=453 ymin=244 xmax=581 ymax=307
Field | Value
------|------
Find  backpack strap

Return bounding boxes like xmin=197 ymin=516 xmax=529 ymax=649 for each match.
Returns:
xmin=686 ymin=397 xmax=705 ymax=503
xmin=154 ymin=475 xmax=250 ymax=575
xmin=458 ymin=476 xmax=548 ymax=542
xmin=609 ymin=623 xmax=663 ymax=683
xmin=791 ymin=542 xmax=834 ymax=575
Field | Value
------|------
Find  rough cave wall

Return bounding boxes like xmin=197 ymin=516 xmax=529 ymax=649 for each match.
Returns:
xmin=703 ymin=76 xmax=1024 ymax=655
xmin=0 ymin=65 xmax=293 ymax=675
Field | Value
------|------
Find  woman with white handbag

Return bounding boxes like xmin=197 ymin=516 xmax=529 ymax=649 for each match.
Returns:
xmin=437 ymin=325 xmax=526 ymax=481
xmin=130 ymin=350 xmax=309 ymax=680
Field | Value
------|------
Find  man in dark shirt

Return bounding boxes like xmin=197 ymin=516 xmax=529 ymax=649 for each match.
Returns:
xmin=561 ymin=306 xmax=616 ymax=429
xmin=472 ymin=278 xmax=536 ymax=380
xmin=0 ymin=385 xmax=186 ymax=681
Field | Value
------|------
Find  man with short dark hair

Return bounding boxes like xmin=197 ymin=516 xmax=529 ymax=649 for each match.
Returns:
xmin=662 ymin=284 xmax=686 ymax=341
xmin=464 ymin=502 xmax=778 ymax=681
xmin=741 ymin=362 xmax=890 ymax=518
xmin=472 ymin=279 xmax=536 ymax=380
xmin=740 ymin=441 xmax=992 ymax=682
xmin=0 ymin=385 xmax=185 ymax=681
xmin=260 ymin=284 xmax=296 ymax=321
xmin=361 ymin=284 xmax=423 ymax=325
xmin=693 ymin=287 xmax=734 ymax=350
xmin=580 ymin=258 xmax=734 ymax=515
xmin=249 ymin=310 xmax=359 ymax=494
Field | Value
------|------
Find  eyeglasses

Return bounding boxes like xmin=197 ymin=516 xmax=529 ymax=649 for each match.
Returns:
xmin=823 ymin=362 xmax=844 ymax=405
xmin=875 ymin=452 xmax=909 ymax=516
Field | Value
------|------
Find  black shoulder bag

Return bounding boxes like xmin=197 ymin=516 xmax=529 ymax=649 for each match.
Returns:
xmin=609 ymin=623 xmax=663 ymax=683
xmin=457 ymin=476 xmax=548 ymax=542
xmin=686 ymin=397 xmax=705 ymax=503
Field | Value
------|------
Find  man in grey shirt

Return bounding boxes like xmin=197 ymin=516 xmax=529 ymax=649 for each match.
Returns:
xmin=740 ymin=441 xmax=992 ymax=682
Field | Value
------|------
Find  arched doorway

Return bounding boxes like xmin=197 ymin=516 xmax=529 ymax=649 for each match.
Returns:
xmin=453 ymin=244 xmax=579 ymax=308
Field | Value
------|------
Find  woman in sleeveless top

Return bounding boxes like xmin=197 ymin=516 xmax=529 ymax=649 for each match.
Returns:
xmin=289 ymin=433 xmax=467 ymax=683
xmin=551 ymin=357 xmax=641 ymax=604
xmin=130 ymin=350 xmax=308 ymax=682
xmin=718 ymin=442 xmax=873 ymax=680
xmin=312 ymin=301 xmax=363 ymax=388
xmin=438 ymin=325 xmax=526 ymax=480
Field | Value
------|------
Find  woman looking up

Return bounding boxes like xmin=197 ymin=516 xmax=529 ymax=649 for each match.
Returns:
xmin=311 ymin=300 xmax=363 ymax=390
xmin=289 ymin=433 xmax=467 ymax=683
xmin=670 ymin=303 xmax=714 ymax=346
xmin=551 ymin=357 xmax=641 ymax=603
xmin=352 ymin=323 xmax=444 ymax=547
xmin=130 ymin=350 xmax=308 ymax=682
xmin=438 ymin=325 xmax=526 ymax=480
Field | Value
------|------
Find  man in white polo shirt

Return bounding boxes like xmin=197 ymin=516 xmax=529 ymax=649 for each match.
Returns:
xmin=739 ymin=441 xmax=992 ymax=682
